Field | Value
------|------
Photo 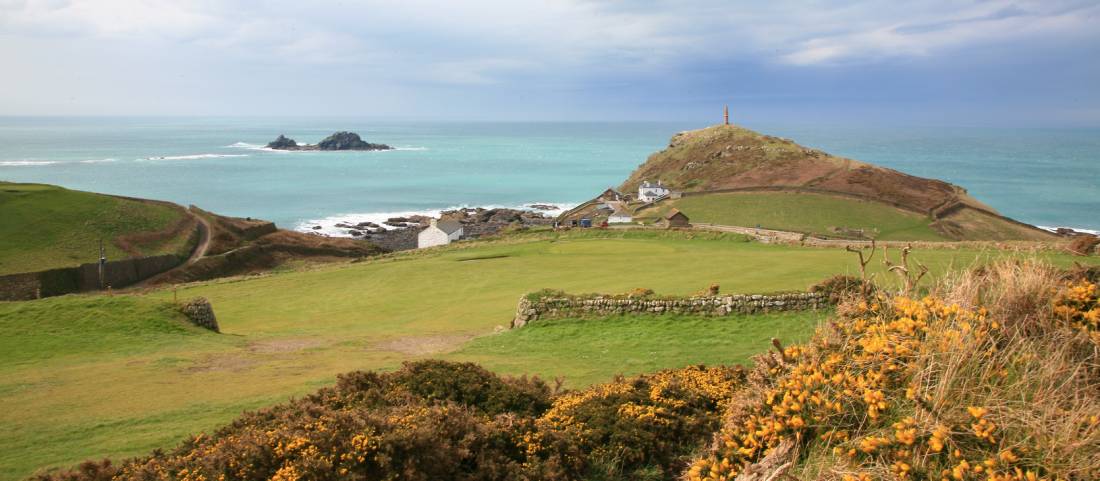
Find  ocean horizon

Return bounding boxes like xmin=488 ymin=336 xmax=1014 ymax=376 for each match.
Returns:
xmin=1 ymin=117 xmax=1097 ymax=236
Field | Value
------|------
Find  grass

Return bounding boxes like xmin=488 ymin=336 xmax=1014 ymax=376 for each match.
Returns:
xmin=446 ymin=311 xmax=829 ymax=387
xmin=1 ymin=230 xmax=1095 ymax=480
xmin=0 ymin=182 xmax=189 ymax=275
xmin=636 ymin=191 xmax=948 ymax=241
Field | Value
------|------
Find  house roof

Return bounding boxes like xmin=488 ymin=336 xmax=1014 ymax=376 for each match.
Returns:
xmin=663 ymin=208 xmax=688 ymax=220
xmin=610 ymin=207 xmax=632 ymax=217
xmin=435 ymin=219 xmax=463 ymax=234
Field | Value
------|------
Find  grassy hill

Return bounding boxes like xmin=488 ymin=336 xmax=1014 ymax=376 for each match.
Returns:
xmin=26 ymin=261 xmax=1100 ymax=481
xmin=1 ymin=230 xmax=1096 ymax=480
xmin=0 ymin=182 xmax=195 ymax=275
xmin=616 ymin=125 xmax=1055 ymax=241
xmin=635 ymin=191 xmax=950 ymax=241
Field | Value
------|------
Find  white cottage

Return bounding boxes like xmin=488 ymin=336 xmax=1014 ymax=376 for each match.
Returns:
xmin=417 ymin=218 xmax=463 ymax=248
xmin=638 ymin=180 xmax=670 ymax=203
xmin=608 ymin=206 xmax=633 ymax=224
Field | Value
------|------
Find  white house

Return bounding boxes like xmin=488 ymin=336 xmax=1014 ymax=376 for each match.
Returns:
xmin=417 ymin=218 xmax=463 ymax=248
xmin=608 ymin=206 xmax=633 ymax=224
xmin=638 ymin=180 xmax=670 ymax=203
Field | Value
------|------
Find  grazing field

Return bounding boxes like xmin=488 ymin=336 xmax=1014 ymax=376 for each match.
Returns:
xmin=0 ymin=230 xmax=1095 ymax=480
xmin=636 ymin=191 xmax=948 ymax=241
xmin=0 ymin=182 xmax=192 ymax=275
xmin=446 ymin=311 xmax=829 ymax=387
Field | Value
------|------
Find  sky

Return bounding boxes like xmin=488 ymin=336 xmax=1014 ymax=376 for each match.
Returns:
xmin=1 ymin=0 xmax=1099 ymax=125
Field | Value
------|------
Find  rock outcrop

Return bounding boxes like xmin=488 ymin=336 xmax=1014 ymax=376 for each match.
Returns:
xmin=266 ymin=135 xmax=298 ymax=149
xmin=265 ymin=131 xmax=393 ymax=151
xmin=180 ymin=297 xmax=219 ymax=332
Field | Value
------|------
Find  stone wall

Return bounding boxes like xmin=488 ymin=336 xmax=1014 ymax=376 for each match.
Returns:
xmin=512 ymin=290 xmax=830 ymax=328
xmin=180 ymin=297 xmax=219 ymax=332
xmin=0 ymin=254 xmax=182 ymax=301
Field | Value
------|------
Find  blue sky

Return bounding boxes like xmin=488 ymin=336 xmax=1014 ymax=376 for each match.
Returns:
xmin=1 ymin=0 xmax=1098 ymax=125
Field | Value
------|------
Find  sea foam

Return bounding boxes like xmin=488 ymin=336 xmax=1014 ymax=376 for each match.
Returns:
xmin=0 ymin=160 xmax=62 ymax=166
xmin=142 ymin=154 xmax=250 ymax=161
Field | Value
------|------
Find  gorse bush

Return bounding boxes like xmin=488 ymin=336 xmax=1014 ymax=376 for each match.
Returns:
xmin=35 ymin=361 xmax=737 ymax=481
xmin=687 ymin=263 xmax=1100 ymax=481
xmin=36 ymin=262 xmax=1100 ymax=481
xmin=534 ymin=365 xmax=746 ymax=480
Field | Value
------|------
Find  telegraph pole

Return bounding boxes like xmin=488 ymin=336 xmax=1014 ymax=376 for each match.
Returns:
xmin=98 ymin=239 xmax=106 ymax=290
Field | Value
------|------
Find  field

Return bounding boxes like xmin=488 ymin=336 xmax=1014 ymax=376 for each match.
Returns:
xmin=636 ymin=191 xmax=948 ymax=240
xmin=1 ymin=230 xmax=1095 ymax=480
xmin=0 ymin=182 xmax=192 ymax=275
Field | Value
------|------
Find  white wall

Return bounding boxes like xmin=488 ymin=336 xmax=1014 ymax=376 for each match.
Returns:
xmin=418 ymin=226 xmax=455 ymax=248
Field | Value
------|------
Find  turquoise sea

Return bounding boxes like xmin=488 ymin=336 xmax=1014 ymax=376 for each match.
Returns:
xmin=0 ymin=117 xmax=1096 ymax=234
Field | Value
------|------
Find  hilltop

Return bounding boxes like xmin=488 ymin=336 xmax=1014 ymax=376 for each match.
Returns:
xmin=0 ymin=182 xmax=196 ymax=275
xmin=620 ymin=124 xmax=984 ymax=213
xmin=616 ymin=125 xmax=1056 ymax=241
xmin=0 ymin=182 xmax=385 ymax=297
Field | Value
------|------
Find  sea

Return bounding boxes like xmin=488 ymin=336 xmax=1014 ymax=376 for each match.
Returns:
xmin=0 ymin=117 xmax=1097 ymax=236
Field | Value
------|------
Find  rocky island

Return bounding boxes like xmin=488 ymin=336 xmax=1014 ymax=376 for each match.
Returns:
xmin=266 ymin=131 xmax=393 ymax=151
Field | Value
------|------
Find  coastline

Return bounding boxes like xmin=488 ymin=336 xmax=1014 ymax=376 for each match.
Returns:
xmin=295 ymin=202 xmax=577 ymax=238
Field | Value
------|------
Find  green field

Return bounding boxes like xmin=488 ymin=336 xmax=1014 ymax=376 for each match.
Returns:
xmin=1 ymin=230 xmax=1094 ymax=480
xmin=637 ymin=191 xmax=948 ymax=241
xmin=0 ymin=182 xmax=190 ymax=275
xmin=447 ymin=311 xmax=828 ymax=386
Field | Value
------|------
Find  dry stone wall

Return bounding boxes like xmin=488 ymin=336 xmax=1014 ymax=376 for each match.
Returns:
xmin=0 ymin=254 xmax=182 ymax=301
xmin=512 ymin=291 xmax=830 ymax=328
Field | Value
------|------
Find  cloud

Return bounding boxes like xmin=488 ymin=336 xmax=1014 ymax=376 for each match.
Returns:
xmin=0 ymin=0 xmax=1098 ymax=120
xmin=777 ymin=1 xmax=1100 ymax=65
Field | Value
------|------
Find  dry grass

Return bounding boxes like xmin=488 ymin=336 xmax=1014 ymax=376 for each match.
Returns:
xmin=688 ymin=260 xmax=1100 ymax=481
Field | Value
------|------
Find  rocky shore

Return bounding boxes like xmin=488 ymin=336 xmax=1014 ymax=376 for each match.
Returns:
xmin=266 ymin=131 xmax=393 ymax=151
xmin=307 ymin=207 xmax=557 ymax=251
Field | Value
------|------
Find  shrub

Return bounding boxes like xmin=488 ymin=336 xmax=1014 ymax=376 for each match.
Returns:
xmin=1069 ymin=235 xmax=1100 ymax=256
xmin=536 ymin=365 xmax=746 ymax=480
xmin=688 ymin=263 xmax=1100 ymax=481
xmin=812 ymin=274 xmax=874 ymax=303
xmin=388 ymin=360 xmax=552 ymax=416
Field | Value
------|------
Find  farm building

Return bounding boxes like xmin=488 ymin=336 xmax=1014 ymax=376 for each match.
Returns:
xmin=659 ymin=209 xmax=690 ymax=228
xmin=417 ymin=218 xmax=463 ymax=248
xmin=598 ymin=188 xmax=624 ymax=201
xmin=638 ymin=180 xmax=670 ymax=202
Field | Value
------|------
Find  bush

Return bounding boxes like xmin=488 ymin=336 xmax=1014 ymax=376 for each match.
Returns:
xmin=811 ymin=274 xmax=874 ymax=302
xmin=388 ymin=360 xmax=552 ymax=416
xmin=536 ymin=365 xmax=746 ymax=480
xmin=1069 ymin=235 xmax=1100 ymax=256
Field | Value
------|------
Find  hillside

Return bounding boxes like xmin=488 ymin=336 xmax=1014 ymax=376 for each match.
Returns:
xmin=618 ymin=125 xmax=1055 ymax=241
xmin=31 ymin=261 xmax=1100 ymax=481
xmin=0 ymin=182 xmax=196 ymax=275
xmin=3 ymin=230 xmax=1097 ymax=480
xmin=635 ymin=191 xmax=950 ymax=241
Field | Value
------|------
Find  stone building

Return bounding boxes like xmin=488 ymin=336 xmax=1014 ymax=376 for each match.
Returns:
xmin=417 ymin=218 xmax=463 ymax=248
xmin=660 ymin=208 xmax=690 ymax=228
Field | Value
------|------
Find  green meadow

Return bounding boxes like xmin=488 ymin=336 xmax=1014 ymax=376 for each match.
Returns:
xmin=0 ymin=182 xmax=188 ymax=275
xmin=1 ymin=230 xmax=1094 ymax=480
xmin=637 ymin=191 xmax=949 ymax=240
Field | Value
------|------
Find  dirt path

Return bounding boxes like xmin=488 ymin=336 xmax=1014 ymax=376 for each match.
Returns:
xmin=130 ymin=210 xmax=212 ymax=288
xmin=185 ymin=211 xmax=213 ymax=264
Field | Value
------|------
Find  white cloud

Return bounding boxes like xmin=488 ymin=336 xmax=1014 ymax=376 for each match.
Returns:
xmin=1 ymin=0 xmax=1098 ymax=116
